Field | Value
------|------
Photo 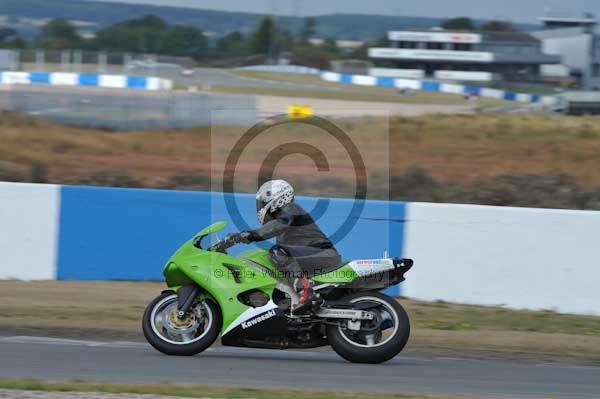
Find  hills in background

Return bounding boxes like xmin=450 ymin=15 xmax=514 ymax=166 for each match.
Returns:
xmin=0 ymin=0 xmax=540 ymax=40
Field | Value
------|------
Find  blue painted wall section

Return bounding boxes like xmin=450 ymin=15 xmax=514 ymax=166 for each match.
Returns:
xmin=57 ymin=186 xmax=407 ymax=295
xmin=78 ymin=73 xmax=99 ymax=86
xmin=126 ymin=76 xmax=148 ymax=89
xmin=29 ymin=72 xmax=50 ymax=84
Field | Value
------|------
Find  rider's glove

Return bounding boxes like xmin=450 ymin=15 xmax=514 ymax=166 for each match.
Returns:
xmin=237 ymin=231 xmax=252 ymax=244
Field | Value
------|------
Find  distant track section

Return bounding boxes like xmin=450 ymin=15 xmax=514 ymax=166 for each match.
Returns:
xmin=321 ymin=71 xmax=558 ymax=105
xmin=0 ymin=71 xmax=172 ymax=91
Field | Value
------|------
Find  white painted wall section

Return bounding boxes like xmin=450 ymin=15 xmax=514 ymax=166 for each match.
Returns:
xmin=1 ymin=72 xmax=31 ymax=84
xmin=351 ymin=75 xmax=376 ymax=86
xmin=99 ymin=74 xmax=127 ymax=88
xmin=403 ymin=202 xmax=600 ymax=315
xmin=369 ymin=68 xmax=425 ymax=79
xmin=49 ymin=72 xmax=78 ymax=86
xmin=0 ymin=182 xmax=60 ymax=280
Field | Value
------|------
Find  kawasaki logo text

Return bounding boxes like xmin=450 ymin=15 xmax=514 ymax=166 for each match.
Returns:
xmin=241 ymin=310 xmax=276 ymax=329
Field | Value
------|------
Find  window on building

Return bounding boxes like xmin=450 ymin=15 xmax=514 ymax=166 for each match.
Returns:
xmin=399 ymin=41 xmax=417 ymax=49
xmin=453 ymin=43 xmax=472 ymax=51
xmin=427 ymin=42 xmax=444 ymax=50
xmin=593 ymin=63 xmax=600 ymax=77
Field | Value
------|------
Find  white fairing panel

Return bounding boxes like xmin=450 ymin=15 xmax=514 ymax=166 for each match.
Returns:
xmin=222 ymin=300 xmax=279 ymax=335
xmin=348 ymin=259 xmax=395 ymax=277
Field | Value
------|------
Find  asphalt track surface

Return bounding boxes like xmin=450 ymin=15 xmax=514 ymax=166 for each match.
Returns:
xmin=149 ymin=66 xmax=355 ymax=92
xmin=1 ymin=336 xmax=599 ymax=398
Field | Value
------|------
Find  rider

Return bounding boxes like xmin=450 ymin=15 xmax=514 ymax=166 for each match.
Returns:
xmin=234 ymin=179 xmax=341 ymax=315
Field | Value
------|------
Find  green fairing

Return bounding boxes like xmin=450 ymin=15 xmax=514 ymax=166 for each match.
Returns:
xmin=313 ymin=264 xmax=357 ymax=283
xmin=195 ymin=220 xmax=228 ymax=237
xmin=162 ymin=221 xmax=356 ymax=333
xmin=163 ymin=222 xmax=274 ymax=333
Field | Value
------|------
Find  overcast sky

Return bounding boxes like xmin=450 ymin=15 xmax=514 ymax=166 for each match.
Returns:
xmin=99 ymin=0 xmax=600 ymax=22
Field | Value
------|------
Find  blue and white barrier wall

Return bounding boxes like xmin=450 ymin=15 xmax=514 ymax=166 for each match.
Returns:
xmin=2 ymin=181 xmax=598 ymax=316
xmin=0 ymin=182 xmax=404 ymax=290
xmin=320 ymin=71 xmax=558 ymax=105
xmin=0 ymin=71 xmax=173 ymax=90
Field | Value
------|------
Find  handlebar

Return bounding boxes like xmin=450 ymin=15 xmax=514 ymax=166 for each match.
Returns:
xmin=208 ymin=233 xmax=240 ymax=253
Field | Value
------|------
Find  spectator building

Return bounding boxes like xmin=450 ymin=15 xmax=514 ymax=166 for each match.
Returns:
xmin=532 ymin=14 xmax=600 ymax=89
xmin=368 ymin=29 xmax=561 ymax=82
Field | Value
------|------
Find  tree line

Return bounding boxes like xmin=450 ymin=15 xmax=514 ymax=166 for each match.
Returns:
xmin=441 ymin=17 xmax=518 ymax=32
xmin=0 ymin=14 xmax=522 ymax=67
xmin=0 ymin=14 xmax=369 ymax=68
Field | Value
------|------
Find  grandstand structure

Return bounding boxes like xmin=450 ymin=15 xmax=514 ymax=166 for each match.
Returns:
xmin=368 ymin=29 xmax=560 ymax=83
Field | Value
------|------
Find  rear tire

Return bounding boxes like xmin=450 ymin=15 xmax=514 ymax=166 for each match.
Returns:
xmin=142 ymin=291 xmax=221 ymax=356
xmin=326 ymin=291 xmax=410 ymax=364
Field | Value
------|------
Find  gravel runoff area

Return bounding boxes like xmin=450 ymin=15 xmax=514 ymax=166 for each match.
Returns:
xmin=256 ymin=95 xmax=476 ymax=118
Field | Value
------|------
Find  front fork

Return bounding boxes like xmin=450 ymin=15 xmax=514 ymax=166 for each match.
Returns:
xmin=176 ymin=284 xmax=201 ymax=319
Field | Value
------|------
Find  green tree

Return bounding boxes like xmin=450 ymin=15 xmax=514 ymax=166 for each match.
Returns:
xmin=480 ymin=20 xmax=518 ymax=32
xmin=277 ymin=28 xmax=295 ymax=52
xmin=0 ymin=27 xmax=17 ymax=42
xmin=159 ymin=25 xmax=208 ymax=59
xmin=120 ymin=14 xmax=168 ymax=30
xmin=441 ymin=17 xmax=476 ymax=31
xmin=299 ymin=17 xmax=317 ymax=44
xmin=290 ymin=45 xmax=334 ymax=69
xmin=93 ymin=14 xmax=168 ymax=53
xmin=38 ymin=18 xmax=81 ymax=49
xmin=216 ymin=31 xmax=248 ymax=56
xmin=320 ymin=37 xmax=339 ymax=54
xmin=252 ymin=16 xmax=276 ymax=55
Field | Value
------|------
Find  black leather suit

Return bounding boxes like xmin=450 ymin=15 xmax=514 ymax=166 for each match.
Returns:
xmin=245 ymin=202 xmax=341 ymax=282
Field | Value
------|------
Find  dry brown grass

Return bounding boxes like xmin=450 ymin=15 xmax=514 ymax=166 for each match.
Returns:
xmin=3 ymin=112 xmax=600 ymax=191
xmin=1 ymin=281 xmax=599 ymax=365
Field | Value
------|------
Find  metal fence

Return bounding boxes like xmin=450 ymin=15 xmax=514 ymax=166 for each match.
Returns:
xmin=0 ymin=86 xmax=257 ymax=130
xmin=2 ymin=49 xmax=195 ymax=74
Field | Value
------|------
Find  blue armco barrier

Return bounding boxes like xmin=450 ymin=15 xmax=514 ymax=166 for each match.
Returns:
xmin=57 ymin=185 xmax=406 ymax=295
xmin=421 ymin=81 xmax=441 ymax=92
xmin=29 ymin=72 xmax=51 ymax=84
xmin=320 ymin=71 xmax=558 ymax=105
xmin=78 ymin=73 xmax=99 ymax=86
xmin=6 ymin=181 xmax=600 ymax=314
xmin=0 ymin=71 xmax=171 ymax=90
xmin=376 ymin=77 xmax=396 ymax=87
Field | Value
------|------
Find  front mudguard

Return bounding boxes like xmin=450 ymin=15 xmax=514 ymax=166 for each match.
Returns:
xmin=166 ymin=254 xmax=278 ymax=334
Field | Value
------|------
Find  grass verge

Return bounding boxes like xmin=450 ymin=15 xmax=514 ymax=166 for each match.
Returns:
xmin=0 ymin=380 xmax=485 ymax=399
xmin=1 ymin=281 xmax=599 ymax=365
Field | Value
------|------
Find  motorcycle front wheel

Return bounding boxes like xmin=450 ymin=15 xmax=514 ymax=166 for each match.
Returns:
xmin=326 ymin=291 xmax=410 ymax=364
xmin=142 ymin=291 xmax=221 ymax=356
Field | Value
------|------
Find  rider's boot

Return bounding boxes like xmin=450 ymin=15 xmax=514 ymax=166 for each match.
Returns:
xmin=291 ymin=276 xmax=323 ymax=315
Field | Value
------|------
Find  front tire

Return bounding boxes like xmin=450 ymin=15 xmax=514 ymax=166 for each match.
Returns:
xmin=326 ymin=291 xmax=410 ymax=364
xmin=142 ymin=291 xmax=221 ymax=356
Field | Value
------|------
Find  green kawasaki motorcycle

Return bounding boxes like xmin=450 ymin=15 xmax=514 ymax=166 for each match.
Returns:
xmin=142 ymin=221 xmax=413 ymax=363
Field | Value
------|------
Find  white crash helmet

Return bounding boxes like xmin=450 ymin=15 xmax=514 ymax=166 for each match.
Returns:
xmin=256 ymin=179 xmax=294 ymax=224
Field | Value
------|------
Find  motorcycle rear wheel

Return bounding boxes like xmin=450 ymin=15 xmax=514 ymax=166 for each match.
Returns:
xmin=326 ymin=291 xmax=410 ymax=364
xmin=142 ymin=291 xmax=221 ymax=356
